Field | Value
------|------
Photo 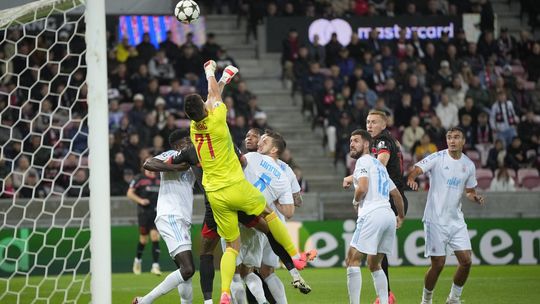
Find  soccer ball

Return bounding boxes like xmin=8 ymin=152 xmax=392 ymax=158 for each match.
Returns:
xmin=175 ymin=0 xmax=200 ymax=24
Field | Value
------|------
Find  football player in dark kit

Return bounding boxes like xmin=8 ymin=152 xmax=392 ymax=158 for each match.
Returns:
xmin=343 ymin=110 xmax=408 ymax=304
xmin=127 ymin=167 xmax=162 ymax=276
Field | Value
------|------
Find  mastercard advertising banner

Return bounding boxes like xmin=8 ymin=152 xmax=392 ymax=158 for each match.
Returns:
xmin=266 ymin=15 xmax=462 ymax=53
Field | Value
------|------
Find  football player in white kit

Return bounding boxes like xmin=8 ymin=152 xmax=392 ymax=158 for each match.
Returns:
xmin=407 ymin=127 xmax=485 ymax=304
xmin=343 ymin=129 xmax=405 ymax=304
xmin=230 ymin=130 xmax=313 ymax=304
xmin=133 ymin=129 xmax=196 ymax=304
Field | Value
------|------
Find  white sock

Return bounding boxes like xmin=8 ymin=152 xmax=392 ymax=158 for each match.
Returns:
xmin=288 ymin=268 xmax=301 ymax=281
xmin=449 ymin=283 xmax=463 ymax=299
xmin=244 ymin=272 xmax=267 ymax=304
xmin=141 ymin=269 xmax=184 ymax=303
xmin=371 ymin=270 xmax=388 ymax=304
xmin=177 ymin=278 xmax=193 ymax=304
xmin=152 ymin=262 xmax=159 ymax=268
xmin=203 ymin=300 xmax=213 ymax=304
xmin=422 ymin=287 xmax=433 ymax=302
xmin=231 ymin=273 xmax=246 ymax=304
xmin=347 ymin=267 xmax=361 ymax=304
xmin=265 ymin=273 xmax=288 ymax=304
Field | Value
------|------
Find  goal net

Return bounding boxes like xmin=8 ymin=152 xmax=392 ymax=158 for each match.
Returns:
xmin=0 ymin=0 xmax=109 ymax=303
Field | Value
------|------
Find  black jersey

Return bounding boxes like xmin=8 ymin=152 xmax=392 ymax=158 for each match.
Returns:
xmin=371 ymin=129 xmax=404 ymax=189
xmin=129 ymin=173 xmax=160 ymax=210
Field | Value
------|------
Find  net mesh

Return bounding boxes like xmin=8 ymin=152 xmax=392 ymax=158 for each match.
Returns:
xmin=0 ymin=0 xmax=91 ymax=302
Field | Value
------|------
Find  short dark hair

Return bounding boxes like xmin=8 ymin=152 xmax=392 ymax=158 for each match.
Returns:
xmin=264 ymin=129 xmax=286 ymax=156
xmin=249 ymin=127 xmax=263 ymax=136
xmin=351 ymin=129 xmax=372 ymax=146
xmin=184 ymin=94 xmax=205 ymax=121
xmin=446 ymin=126 xmax=465 ymax=137
xmin=169 ymin=129 xmax=189 ymax=146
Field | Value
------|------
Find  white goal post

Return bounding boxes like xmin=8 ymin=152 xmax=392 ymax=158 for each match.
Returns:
xmin=0 ymin=0 xmax=110 ymax=303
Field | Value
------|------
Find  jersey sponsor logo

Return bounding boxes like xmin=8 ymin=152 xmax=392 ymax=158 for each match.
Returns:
xmin=447 ymin=177 xmax=462 ymax=189
xmin=194 ymin=122 xmax=207 ymax=130
xmin=259 ymin=159 xmax=282 ymax=179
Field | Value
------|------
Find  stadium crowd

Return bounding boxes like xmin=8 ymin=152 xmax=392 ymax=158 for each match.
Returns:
xmin=277 ymin=0 xmax=540 ymax=189
xmin=0 ymin=25 xmax=307 ymax=199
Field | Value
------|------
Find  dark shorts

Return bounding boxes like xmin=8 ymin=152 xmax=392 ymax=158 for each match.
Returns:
xmin=389 ymin=187 xmax=408 ymax=216
xmin=138 ymin=208 xmax=157 ymax=235
xmin=201 ymin=195 xmax=260 ymax=239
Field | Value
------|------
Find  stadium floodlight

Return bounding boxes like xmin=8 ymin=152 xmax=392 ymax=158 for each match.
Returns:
xmin=0 ymin=0 xmax=111 ymax=303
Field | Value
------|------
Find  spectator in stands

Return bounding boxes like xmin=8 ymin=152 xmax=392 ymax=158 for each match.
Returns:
xmin=526 ymin=42 xmax=540 ymax=83
xmin=159 ymin=31 xmax=180 ymax=62
xmin=459 ymin=96 xmax=480 ymax=126
xmin=517 ymin=30 xmax=534 ymax=62
xmin=1 ymin=176 xmax=15 ymax=198
xmin=293 ymin=167 xmax=308 ymax=194
xmin=506 ymin=137 xmax=529 ymax=170
xmin=436 ymin=60 xmax=453 ymax=88
xmin=313 ymin=78 xmax=336 ymax=129
xmin=108 ymin=99 xmax=124 ymax=132
xmin=325 ymin=33 xmax=343 ymax=67
xmin=301 ymin=62 xmax=325 ymax=118
xmin=136 ymin=33 xmax=156 ymax=64
xmin=370 ymin=62 xmax=387 ymax=93
xmin=18 ymin=170 xmax=46 ymax=199
xmin=124 ymin=132 xmax=142 ymax=172
xmin=175 ymin=45 xmax=203 ymax=83
xmin=497 ymin=27 xmax=517 ymax=61
xmin=67 ymin=169 xmax=90 ymax=197
xmin=489 ymin=165 xmax=516 ymax=191
xmin=12 ymin=155 xmax=38 ymax=189
xmin=474 ymin=111 xmax=494 ymax=165
xmin=291 ymin=46 xmax=310 ymax=99
xmin=215 ymin=48 xmax=237 ymax=71
xmin=115 ymin=37 xmax=131 ymax=63
xmin=308 ymin=34 xmax=326 ymax=67
xmin=459 ymin=114 xmax=475 ymax=151
xmin=477 ymin=31 xmax=499 ymax=61
xmin=150 ymin=135 xmax=165 ymax=156
xmin=415 ymin=134 xmax=438 ymax=162
xmin=337 ymin=48 xmax=355 ymax=79
xmin=139 ymin=113 xmax=160 ymax=147
xmin=351 ymin=97 xmax=370 ymax=129
xmin=230 ymin=115 xmax=249 ymax=149
xmin=326 ymin=95 xmax=349 ymax=156
xmin=224 ymin=96 xmax=237 ymax=126
xmin=487 ymin=139 xmax=506 ymax=171
xmin=518 ymin=110 xmax=540 ymax=152
xmin=489 ymin=91 xmax=519 ymax=146
xmin=112 ymin=167 xmax=132 ymax=196
xmin=329 ymin=65 xmax=345 ymax=92
xmin=423 ymin=42 xmax=440 ymax=75
xmin=148 ymin=50 xmax=175 ymax=84
xmin=418 ymin=95 xmax=436 ymax=128
xmin=130 ymin=64 xmax=150 ymax=94
xmin=466 ymin=76 xmax=490 ymax=111
xmin=393 ymin=61 xmax=410 ymax=89
xmin=445 ymin=75 xmax=467 ymax=108
xmin=233 ymin=80 xmax=254 ymax=118
xmin=201 ymin=33 xmax=221 ymax=61
xmin=511 ymin=79 xmax=533 ymax=116
xmin=281 ymin=28 xmax=299 ymax=66
xmin=110 ymin=63 xmax=132 ymax=103
xmin=252 ymin=111 xmax=270 ymax=130
xmin=394 ymin=93 xmax=415 ymax=129
xmin=165 ymin=79 xmax=185 ymax=118
xmin=402 ymin=116 xmax=425 ymax=153
xmin=143 ymin=78 xmax=161 ymax=110
xmin=129 ymin=94 xmax=148 ymax=127
xmin=429 ymin=81 xmax=444 ymax=108
xmin=405 ymin=74 xmax=425 ymax=109
xmin=152 ymin=97 xmax=170 ymax=130
xmin=381 ymin=78 xmax=401 ymax=110
xmin=353 ymin=80 xmax=377 ymax=107
xmin=335 ymin=112 xmax=356 ymax=169
xmin=436 ymin=93 xmax=459 ymax=130
xmin=160 ymin=115 xmax=177 ymax=150
xmin=347 ymin=32 xmax=364 ymax=60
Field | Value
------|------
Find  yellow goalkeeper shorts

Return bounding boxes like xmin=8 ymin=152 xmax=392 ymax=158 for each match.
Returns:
xmin=206 ymin=179 xmax=266 ymax=242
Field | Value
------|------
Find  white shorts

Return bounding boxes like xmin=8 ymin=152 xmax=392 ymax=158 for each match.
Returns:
xmin=155 ymin=215 xmax=192 ymax=258
xmin=350 ymin=207 xmax=396 ymax=255
xmin=261 ymin=237 xmax=280 ymax=268
xmin=423 ymin=221 xmax=471 ymax=257
xmin=237 ymin=226 xmax=265 ymax=268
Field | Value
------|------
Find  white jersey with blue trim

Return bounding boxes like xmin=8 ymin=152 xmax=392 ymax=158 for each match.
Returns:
xmin=244 ymin=152 xmax=293 ymax=221
xmin=154 ymin=150 xmax=195 ymax=222
xmin=415 ymin=149 xmax=477 ymax=225
xmin=353 ymin=154 xmax=396 ymax=217
xmin=277 ymin=159 xmax=301 ymax=194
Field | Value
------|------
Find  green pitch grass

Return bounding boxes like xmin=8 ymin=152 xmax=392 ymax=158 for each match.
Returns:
xmin=3 ymin=266 xmax=540 ymax=303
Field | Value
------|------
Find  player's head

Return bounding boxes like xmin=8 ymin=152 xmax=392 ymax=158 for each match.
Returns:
xmin=258 ymin=129 xmax=286 ymax=158
xmin=366 ymin=110 xmax=387 ymax=137
xmin=446 ymin=127 xmax=466 ymax=153
xmin=169 ymin=129 xmax=190 ymax=151
xmin=245 ymin=128 xmax=263 ymax=152
xmin=184 ymin=94 xmax=206 ymax=121
xmin=349 ymin=129 xmax=372 ymax=159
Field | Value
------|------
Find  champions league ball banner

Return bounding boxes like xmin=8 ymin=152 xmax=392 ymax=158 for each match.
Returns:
xmin=265 ymin=16 xmax=462 ymax=53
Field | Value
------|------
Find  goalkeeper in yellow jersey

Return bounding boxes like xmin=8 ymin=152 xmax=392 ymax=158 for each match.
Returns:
xmin=184 ymin=61 xmax=311 ymax=304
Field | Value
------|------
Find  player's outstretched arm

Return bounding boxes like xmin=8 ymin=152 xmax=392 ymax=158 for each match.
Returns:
xmin=126 ymin=188 xmax=149 ymax=206
xmin=143 ymin=158 xmax=189 ymax=172
xmin=406 ymin=166 xmax=424 ymax=191
xmin=204 ymin=60 xmax=220 ymax=108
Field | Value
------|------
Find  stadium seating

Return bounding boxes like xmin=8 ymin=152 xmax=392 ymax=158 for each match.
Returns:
xmin=476 ymin=169 xmax=494 ymax=191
